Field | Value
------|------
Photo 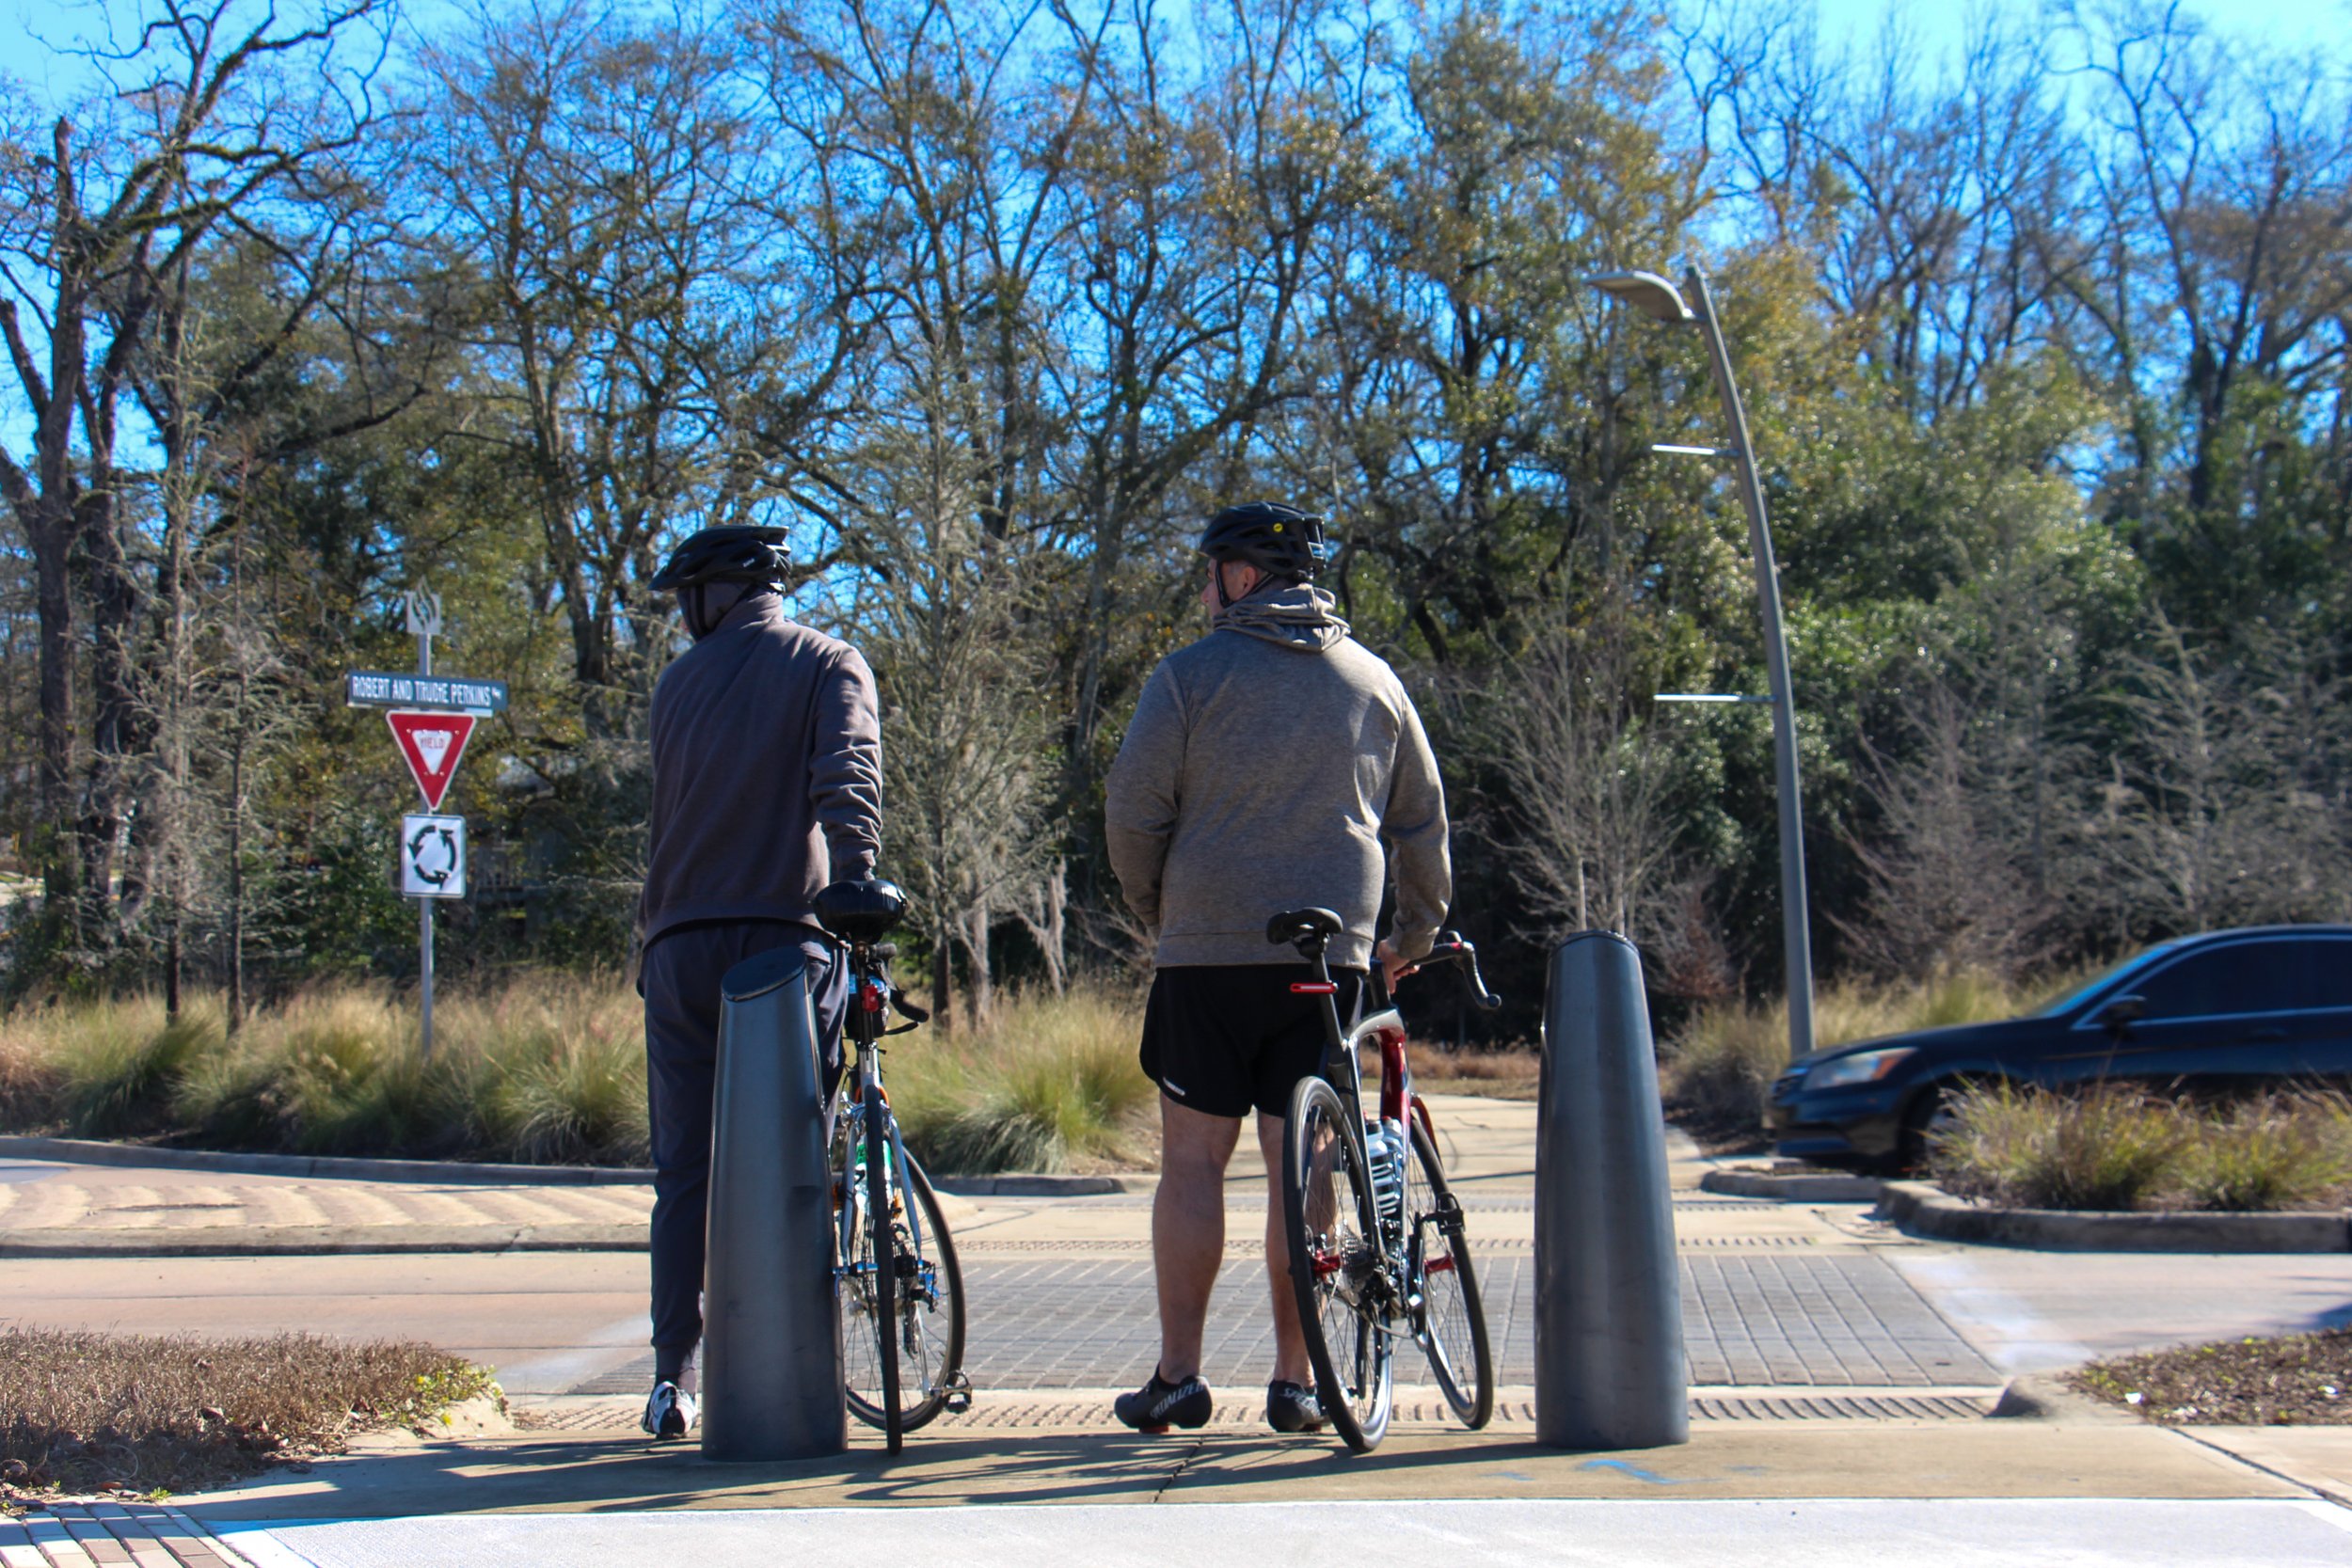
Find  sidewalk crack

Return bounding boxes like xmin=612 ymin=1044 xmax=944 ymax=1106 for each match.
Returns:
xmin=1150 ymin=1435 xmax=1211 ymax=1502
xmin=2172 ymin=1427 xmax=2352 ymax=1511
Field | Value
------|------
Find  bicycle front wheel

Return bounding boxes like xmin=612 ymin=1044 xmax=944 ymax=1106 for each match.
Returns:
xmin=1406 ymin=1114 xmax=1494 ymax=1429
xmin=1280 ymin=1075 xmax=1393 ymax=1452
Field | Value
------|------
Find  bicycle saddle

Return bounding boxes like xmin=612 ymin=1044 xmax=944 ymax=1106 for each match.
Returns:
xmin=1265 ymin=907 xmax=1344 ymax=947
xmin=815 ymin=878 xmax=908 ymax=942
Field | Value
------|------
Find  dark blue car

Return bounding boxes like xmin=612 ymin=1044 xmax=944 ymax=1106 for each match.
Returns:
xmin=1768 ymin=925 xmax=2352 ymax=1172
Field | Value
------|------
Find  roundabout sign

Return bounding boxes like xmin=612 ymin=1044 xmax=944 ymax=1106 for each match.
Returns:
xmin=398 ymin=814 xmax=467 ymax=899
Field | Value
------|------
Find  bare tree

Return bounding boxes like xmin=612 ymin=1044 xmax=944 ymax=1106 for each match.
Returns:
xmin=840 ymin=365 xmax=1057 ymax=1030
xmin=1836 ymin=680 xmax=2055 ymax=981
xmin=1465 ymin=620 xmax=1691 ymax=955
xmin=0 ymin=0 xmax=388 ymax=949
xmin=2086 ymin=619 xmax=2351 ymax=936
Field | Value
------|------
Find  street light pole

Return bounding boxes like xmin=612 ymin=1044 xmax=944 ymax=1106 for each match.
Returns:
xmin=1589 ymin=266 xmax=1816 ymax=1064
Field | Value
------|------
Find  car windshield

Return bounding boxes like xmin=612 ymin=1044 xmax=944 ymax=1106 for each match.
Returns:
xmin=2031 ymin=942 xmax=2185 ymax=1018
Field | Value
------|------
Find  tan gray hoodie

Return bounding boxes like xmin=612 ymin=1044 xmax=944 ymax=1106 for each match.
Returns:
xmin=1104 ymin=583 xmax=1451 ymax=971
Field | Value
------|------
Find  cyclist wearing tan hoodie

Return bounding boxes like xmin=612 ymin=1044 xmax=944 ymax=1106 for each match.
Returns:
xmin=1104 ymin=500 xmax=1451 ymax=1435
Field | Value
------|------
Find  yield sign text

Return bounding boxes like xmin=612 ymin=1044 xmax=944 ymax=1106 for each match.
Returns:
xmin=387 ymin=709 xmax=477 ymax=810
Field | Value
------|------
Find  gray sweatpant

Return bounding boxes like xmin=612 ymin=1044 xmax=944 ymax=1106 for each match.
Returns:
xmin=641 ymin=921 xmax=849 ymax=1355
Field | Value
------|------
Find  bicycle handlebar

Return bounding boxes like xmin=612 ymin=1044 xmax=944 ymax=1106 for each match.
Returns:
xmin=1413 ymin=930 xmax=1503 ymax=1011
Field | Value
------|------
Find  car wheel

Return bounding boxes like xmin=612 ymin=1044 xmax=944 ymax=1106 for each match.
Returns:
xmin=1896 ymin=1081 xmax=1975 ymax=1176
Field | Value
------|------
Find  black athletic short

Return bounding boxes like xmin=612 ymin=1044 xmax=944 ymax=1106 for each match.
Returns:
xmin=1139 ymin=963 xmax=1369 ymax=1118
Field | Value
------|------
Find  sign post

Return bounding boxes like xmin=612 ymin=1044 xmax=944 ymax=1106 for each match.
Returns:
xmin=346 ymin=589 xmax=504 ymax=1063
xmin=408 ymin=590 xmax=443 ymax=1059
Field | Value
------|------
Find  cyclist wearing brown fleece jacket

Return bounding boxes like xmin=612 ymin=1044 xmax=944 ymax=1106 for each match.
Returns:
xmin=1104 ymin=500 xmax=1453 ymax=1437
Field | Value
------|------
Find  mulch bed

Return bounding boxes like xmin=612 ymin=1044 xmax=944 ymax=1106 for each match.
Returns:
xmin=2070 ymin=1329 xmax=2352 ymax=1425
xmin=1 ymin=1328 xmax=499 ymax=1504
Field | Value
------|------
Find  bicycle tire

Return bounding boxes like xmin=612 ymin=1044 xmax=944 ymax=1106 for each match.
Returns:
xmin=1279 ymin=1075 xmax=1392 ymax=1452
xmin=844 ymin=1152 xmax=967 ymax=1434
xmin=862 ymin=1085 xmax=902 ymax=1450
xmin=1406 ymin=1115 xmax=1494 ymax=1429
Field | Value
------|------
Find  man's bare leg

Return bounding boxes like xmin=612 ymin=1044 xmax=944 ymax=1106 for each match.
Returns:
xmin=1257 ymin=1111 xmax=1314 ymax=1385
xmin=1153 ymin=1093 xmax=1243 ymax=1381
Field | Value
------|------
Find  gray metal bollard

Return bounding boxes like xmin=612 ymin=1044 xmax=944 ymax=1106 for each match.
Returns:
xmin=1534 ymin=930 xmax=1689 ymax=1449
xmin=700 ymin=944 xmax=846 ymax=1462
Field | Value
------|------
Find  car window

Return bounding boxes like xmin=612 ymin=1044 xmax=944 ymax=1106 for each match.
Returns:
xmin=2133 ymin=941 xmax=2322 ymax=1020
xmin=2285 ymin=938 xmax=2352 ymax=1010
xmin=2039 ymin=942 xmax=2184 ymax=1017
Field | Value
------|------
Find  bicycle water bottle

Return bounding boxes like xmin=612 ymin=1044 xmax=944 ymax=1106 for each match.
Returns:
xmin=1367 ymin=1120 xmax=1407 ymax=1234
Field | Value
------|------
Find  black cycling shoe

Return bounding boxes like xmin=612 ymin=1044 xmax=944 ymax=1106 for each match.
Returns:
xmin=1265 ymin=1379 xmax=1327 ymax=1433
xmin=1114 ymin=1370 xmax=1213 ymax=1433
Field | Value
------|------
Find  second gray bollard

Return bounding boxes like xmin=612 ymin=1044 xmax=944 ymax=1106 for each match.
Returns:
xmin=1534 ymin=930 xmax=1689 ymax=1449
xmin=701 ymin=944 xmax=846 ymax=1462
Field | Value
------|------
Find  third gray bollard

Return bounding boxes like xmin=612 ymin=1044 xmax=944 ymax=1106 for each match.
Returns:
xmin=701 ymin=944 xmax=845 ymax=1462
xmin=1534 ymin=930 xmax=1688 ymax=1449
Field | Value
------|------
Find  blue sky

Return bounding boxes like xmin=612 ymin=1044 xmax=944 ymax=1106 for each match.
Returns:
xmin=8 ymin=0 xmax=2347 ymax=103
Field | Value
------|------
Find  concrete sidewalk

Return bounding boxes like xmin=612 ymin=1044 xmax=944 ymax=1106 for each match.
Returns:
xmin=20 ymin=1495 xmax=2352 ymax=1568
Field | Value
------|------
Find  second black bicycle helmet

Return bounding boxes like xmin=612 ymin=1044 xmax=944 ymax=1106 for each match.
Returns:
xmin=650 ymin=525 xmax=793 ymax=591
xmin=1198 ymin=501 xmax=1329 ymax=582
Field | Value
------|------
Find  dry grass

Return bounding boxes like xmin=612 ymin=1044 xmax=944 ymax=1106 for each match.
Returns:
xmin=1411 ymin=1046 xmax=1541 ymax=1101
xmin=2072 ymin=1331 xmax=2352 ymax=1425
xmin=891 ymin=987 xmax=1157 ymax=1174
xmin=1661 ymin=970 xmax=2041 ymax=1143
xmin=0 ymin=1328 xmax=498 ymax=1498
xmin=1931 ymin=1085 xmax=2352 ymax=1212
xmin=0 ymin=976 xmax=649 ymax=1165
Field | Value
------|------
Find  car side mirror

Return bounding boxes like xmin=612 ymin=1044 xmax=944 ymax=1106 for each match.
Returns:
xmin=2099 ymin=993 xmax=2147 ymax=1029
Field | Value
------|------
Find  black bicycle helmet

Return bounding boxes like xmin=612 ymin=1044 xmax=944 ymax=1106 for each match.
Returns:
xmin=650 ymin=525 xmax=793 ymax=591
xmin=1198 ymin=501 xmax=1329 ymax=582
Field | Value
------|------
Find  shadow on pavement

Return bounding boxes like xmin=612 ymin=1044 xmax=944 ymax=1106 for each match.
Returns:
xmin=166 ymin=1418 xmax=2299 ymax=1519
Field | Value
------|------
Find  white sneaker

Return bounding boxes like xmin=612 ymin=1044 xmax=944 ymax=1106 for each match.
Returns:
xmin=643 ymin=1380 xmax=700 ymax=1439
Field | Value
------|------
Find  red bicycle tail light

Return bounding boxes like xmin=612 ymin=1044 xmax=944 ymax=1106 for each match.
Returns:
xmin=1290 ymin=982 xmax=1338 ymax=994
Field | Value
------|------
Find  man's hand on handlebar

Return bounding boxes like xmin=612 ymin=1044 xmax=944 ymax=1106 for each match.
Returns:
xmin=1375 ymin=938 xmax=1419 ymax=990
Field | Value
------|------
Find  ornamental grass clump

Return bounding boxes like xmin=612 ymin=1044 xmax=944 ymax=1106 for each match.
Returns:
xmin=890 ymin=987 xmax=1153 ymax=1175
xmin=1931 ymin=1085 xmax=2352 ymax=1212
xmin=1931 ymin=1083 xmax=2185 ymax=1211
xmin=2172 ymin=1097 xmax=2350 ymax=1212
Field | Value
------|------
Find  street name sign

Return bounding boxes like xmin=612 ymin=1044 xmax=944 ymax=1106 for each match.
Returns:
xmin=387 ymin=710 xmax=477 ymax=810
xmin=399 ymin=815 xmax=467 ymax=899
xmin=345 ymin=671 xmax=508 ymax=713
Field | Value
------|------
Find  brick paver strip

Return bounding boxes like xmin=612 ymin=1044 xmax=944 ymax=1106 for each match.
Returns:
xmin=21 ymin=1517 xmax=97 ymax=1568
xmin=0 ymin=1522 xmax=45 ymax=1568
xmin=569 ymin=1250 xmax=1993 ymax=1396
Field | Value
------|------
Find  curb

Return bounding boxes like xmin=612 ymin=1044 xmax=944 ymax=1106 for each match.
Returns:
xmin=1987 ymin=1372 xmax=2137 ymax=1424
xmin=1701 ymin=1169 xmax=1885 ymax=1202
xmin=931 ymin=1174 xmax=1151 ymax=1196
xmin=1876 ymin=1180 xmax=2352 ymax=1252
xmin=0 ymin=1135 xmax=652 ymax=1186
xmin=0 ymin=1224 xmax=647 ymax=1258
xmin=0 ymin=1136 xmax=1148 ymax=1197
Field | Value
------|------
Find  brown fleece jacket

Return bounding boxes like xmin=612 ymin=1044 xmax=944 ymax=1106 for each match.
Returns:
xmin=637 ymin=593 xmax=882 ymax=950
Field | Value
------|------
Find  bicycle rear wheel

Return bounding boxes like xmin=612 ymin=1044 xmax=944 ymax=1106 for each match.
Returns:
xmin=848 ymin=1154 xmax=967 ymax=1434
xmin=1279 ymin=1075 xmax=1393 ymax=1452
xmin=1406 ymin=1115 xmax=1494 ymax=1429
xmin=850 ymin=1085 xmax=902 ymax=1450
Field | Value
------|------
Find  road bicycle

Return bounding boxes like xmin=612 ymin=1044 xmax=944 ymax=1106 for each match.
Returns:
xmin=814 ymin=878 xmax=972 ymax=1454
xmin=1270 ymin=909 xmax=1502 ymax=1452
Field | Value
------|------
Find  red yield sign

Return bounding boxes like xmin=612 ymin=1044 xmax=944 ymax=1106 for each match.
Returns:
xmin=387 ymin=710 xmax=477 ymax=810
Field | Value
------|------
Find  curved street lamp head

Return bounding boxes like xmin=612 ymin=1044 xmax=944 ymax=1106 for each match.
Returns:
xmin=1586 ymin=270 xmax=1693 ymax=325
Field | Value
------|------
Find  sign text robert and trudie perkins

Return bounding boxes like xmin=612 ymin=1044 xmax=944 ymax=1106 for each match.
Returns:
xmin=345 ymin=671 xmax=509 ymax=712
